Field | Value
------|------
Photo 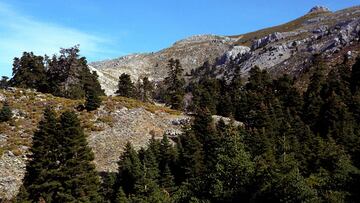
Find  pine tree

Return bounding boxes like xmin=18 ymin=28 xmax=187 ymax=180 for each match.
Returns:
xmin=116 ymin=142 xmax=142 ymax=196
xmin=160 ymin=164 xmax=176 ymax=194
xmin=56 ymin=111 xmax=102 ymax=202
xmin=114 ymin=187 xmax=129 ymax=203
xmin=85 ymin=87 xmax=102 ymax=111
xmin=116 ymin=73 xmax=136 ymax=98
xmin=0 ymin=101 xmax=12 ymax=122
xmin=303 ymin=58 xmax=326 ymax=130
xmin=10 ymin=52 xmax=47 ymax=91
xmin=177 ymin=131 xmax=205 ymax=182
xmin=164 ymin=59 xmax=185 ymax=110
xmin=17 ymin=107 xmax=60 ymax=202
xmin=139 ymin=76 xmax=154 ymax=102
xmin=46 ymin=46 xmax=104 ymax=99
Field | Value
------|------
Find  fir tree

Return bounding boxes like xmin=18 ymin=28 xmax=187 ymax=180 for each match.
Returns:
xmin=114 ymin=187 xmax=129 ymax=203
xmin=116 ymin=142 xmax=142 ymax=196
xmin=85 ymin=86 xmax=102 ymax=111
xmin=17 ymin=107 xmax=59 ymax=202
xmin=0 ymin=101 xmax=12 ymax=122
xmin=56 ymin=111 xmax=102 ymax=202
xmin=116 ymin=73 xmax=136 ymax=98
xmin=164 ymin=58 xmax=185 ymax=110
xmin=10 ymin=52 xmax=47 ymax=91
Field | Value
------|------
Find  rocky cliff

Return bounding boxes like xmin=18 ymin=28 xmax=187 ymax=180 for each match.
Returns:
xmin=91 ymin=6 xmax=360 ymax=95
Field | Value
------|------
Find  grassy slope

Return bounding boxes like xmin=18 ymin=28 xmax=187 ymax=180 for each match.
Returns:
xmin=0 ymin=88 xmax=179 ymax=157
xmin=229 ymin=11 xmax=331 ymax=46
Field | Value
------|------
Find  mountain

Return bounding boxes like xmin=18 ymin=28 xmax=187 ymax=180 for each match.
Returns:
xmin=91 ymin=5 xmax=360 ymax=95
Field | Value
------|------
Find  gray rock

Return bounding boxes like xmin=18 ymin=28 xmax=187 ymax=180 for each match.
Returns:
xmin=308 ymin=6 xmax=330 ymax=14
xmin=252 ymin=32 xmax=284 ymax=50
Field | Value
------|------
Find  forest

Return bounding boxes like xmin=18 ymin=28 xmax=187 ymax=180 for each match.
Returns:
xmin=1 ymin=48 xmax=360 ymax=202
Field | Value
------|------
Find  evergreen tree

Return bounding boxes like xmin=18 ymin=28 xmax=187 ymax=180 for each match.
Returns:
xmin=116 ymin=142 xmax=142 ymax=196
xmin=350 ymin=57 xmax=360 ymax=94
xmin=139 ymin=76 xmax=154 ymax=102
xmin=10 ymin=52 xmax=47 ymax=90
xmin=303 ymin=58 xmax=326 ymax=130
xmin=0 ymin=76 xmax=9 ymax=89
xmin=0 ymin=101 xmax=12 ymax=122
xmin=46 ymin=46 xmax=104 ymax=99
xmin=164 ymin=59 xmax=185 ymax=110
xmin=55 ymin=111 xmax=102 ymax=202
xmin=116 ymin=73 xmax=136 ymax=98
xmin=85 ymin=87 xmax=102 ymax=111
xmin=114 ymin=187 xmax=129 ymax=203
xmin=17 ymin=107 xmax=60 ymax=202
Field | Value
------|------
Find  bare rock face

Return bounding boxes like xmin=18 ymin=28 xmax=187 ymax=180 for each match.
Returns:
xmin=308 ymin=6 xmax=331 ymax=14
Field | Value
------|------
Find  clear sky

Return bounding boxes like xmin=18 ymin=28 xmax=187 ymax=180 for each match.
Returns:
xmin=0 ymin=0 xmax=359 ymax=77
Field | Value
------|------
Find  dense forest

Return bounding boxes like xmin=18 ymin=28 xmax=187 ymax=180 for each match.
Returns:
xmin=2 ymin=47 xmax=360 ymax=202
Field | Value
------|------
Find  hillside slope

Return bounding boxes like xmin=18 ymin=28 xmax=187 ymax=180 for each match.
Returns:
xmin=0 ymin=88 xmax=188 ymax=199
xmin=91 ymin=5 xmax=360 ymax=95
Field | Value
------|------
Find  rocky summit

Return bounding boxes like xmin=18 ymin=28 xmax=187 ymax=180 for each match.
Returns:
xmin=91 ymin=5 xmax=360 ymax=95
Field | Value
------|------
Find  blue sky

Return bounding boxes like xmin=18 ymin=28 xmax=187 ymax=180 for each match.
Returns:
xmin=0 ymin=0 xmax=359 ymax=77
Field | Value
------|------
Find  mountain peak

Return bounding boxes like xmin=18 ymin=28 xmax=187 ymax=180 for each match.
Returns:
xmin=308 ymin=5 xmax=331 ymax=14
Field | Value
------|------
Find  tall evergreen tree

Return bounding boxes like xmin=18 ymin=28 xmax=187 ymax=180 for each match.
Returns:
xmin=164 ymin=59 xmax=185 ymax=110
xmin=17 ymin=107 xmax=60 ymax=202
xmin=303 ymin=57 xmax=326 ymax=130
xmin=116 ymin=142 xmax=143 ymax=196
xmin=116 ymin=73 xmax=136 ymax=98
xmin=56 ymin=111 xmax=102 ymax=202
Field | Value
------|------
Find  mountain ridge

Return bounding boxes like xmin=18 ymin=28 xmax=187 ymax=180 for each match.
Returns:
xmin=90 ymin=5 xmax=360 ymax=95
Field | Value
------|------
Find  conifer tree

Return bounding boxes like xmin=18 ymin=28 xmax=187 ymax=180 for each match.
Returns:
xmin=56 ymin=111 xmax=102 ymax=202
xmin=85 ymin=86 xmax=102 ymax=111
xmin=116 ymin=73 xmax=136 ymax=98
xmin=17 ymin=107 xmax=60 ymax=202
xmin=350 ymin=57 xmax=360 ymax=94
xmin=303 ymin=58 xmax=326 ymax=130
xmin=0 ymin=101 xmax=12 ymax=122
xmin=177 ymin=131 xmax=205 ymax=182
xmin=114 ymin=187 xmax=129 ymax=203
xmin=116 ymin=142 xmax=142 ymax=196
xmin=164 ymin=58 xmax=185 ymax=110
xmin=10 ymin=52 xmax=47 ymax=90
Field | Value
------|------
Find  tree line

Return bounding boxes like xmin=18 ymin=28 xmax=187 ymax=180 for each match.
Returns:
xmin=12 ymin=55 xmax=360 ymax=202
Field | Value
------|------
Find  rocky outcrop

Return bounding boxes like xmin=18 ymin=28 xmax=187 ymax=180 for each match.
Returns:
xmin=308 ymin=6 xmax=331 ymax=14
xmin=92 ymin=6 xmax=360 ymax=95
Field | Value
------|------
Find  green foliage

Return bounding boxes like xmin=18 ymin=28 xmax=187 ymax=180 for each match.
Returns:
xmin=85 ymin=86 xmax=102 ymax=111
xmin=0 ymin=101 xmax=12 ymax=122
xmin=116 ymin=73 xmax=137 ymax=98
xmin=0 ymin=76 xmax=9 ymax=89
xmin=138 ymin=76 xmax=154 ymax=102
xmin=10 ymin=52 xmax=47 ymax=90
xmin=164 ymin=58 xmax=185 ymax=110
xmin=9 ymin=46 xmax=104 ymax=100
xmin=16 ymin=108 xmax=102 ymax=202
